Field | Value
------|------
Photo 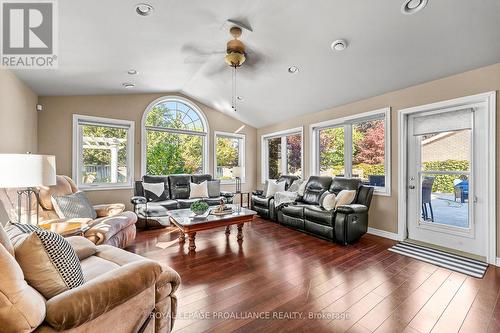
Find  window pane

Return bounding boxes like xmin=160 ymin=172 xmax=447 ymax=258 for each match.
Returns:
xmin=145 ymin=101 xmax=204 ymax=132
xmin=216 ymin=136 xmax=240 ymax=180
xmin=81 ymin=125 xmax=128 ymax=185
xmin=286 ymin=134 xmax=301 ymax=176
xmin=267 ymin=137 xmax=282 ymax=179
xmin=319 ymin=127 xmax=345 ymax=177
xmin=352 ymin=119 xmax=385 ymax=186
xmin=146 ymin=131 xmax=203 ymax=175
xmin=419 ymin=129 xmax=471 ymax=228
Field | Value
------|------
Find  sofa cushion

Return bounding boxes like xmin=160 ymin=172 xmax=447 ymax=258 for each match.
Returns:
xmin=51 ymin=191 xmax=97 ymax=220
xmin=0 ymin=244 xmax=46 ymax=333
xmin=136 ymin=201 xmax=173 ymax=217
xmin=304 ymin=206 xmax=335 ymax=226
xmin=252 ymin=195 xmax=271 ymax=207
xmin=280 ymin=204 xmax=306 ymax=219
xmin=39 ymin=175 xmax=78 ymax=211
xmin=0 ymin=223 xmax=14 ymax=256
xmin=302 ymin=176 xmax=332 ymax=205
xmin=176 ymin=198 xmax=199 ymax=209
xmin=329 ymin=177 xmax=361 ymax=195
xmin=143 ymin=175 xmax=170 ymax=200
xmin=84 ymin=211 xmax=137 ymax=245
xmin=14 ymin=229 xmax=85 ymax=299
xmin=79 ymin=255 xmax=120 ymax=282
xmin=66 ymin=236 xmax=97 ymax=261
xmin=191 ymin=174 xmax=213 ymax=184
xmin=265 ymin=180 xmax=286 ymax=198
xmin=169 ymin=175 xmax=191 ymax=199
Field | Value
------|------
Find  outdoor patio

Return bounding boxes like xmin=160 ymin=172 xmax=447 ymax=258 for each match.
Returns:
xmin=424 ymin=193 xmax=469 ymax=228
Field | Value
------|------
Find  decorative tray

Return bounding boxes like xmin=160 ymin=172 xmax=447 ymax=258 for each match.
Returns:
xmin=210 ymin=209 xmax=234 ymax=216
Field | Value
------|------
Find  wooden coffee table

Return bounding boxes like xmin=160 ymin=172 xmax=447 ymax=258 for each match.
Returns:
xmin=169 ymin=205 xmax=257 ymax=252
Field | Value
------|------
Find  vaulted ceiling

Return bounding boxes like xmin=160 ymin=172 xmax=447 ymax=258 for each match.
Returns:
xmin=13 ymin=0 xmax=500 ymax=128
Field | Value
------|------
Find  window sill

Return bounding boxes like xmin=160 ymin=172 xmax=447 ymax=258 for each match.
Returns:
xmin=79 ymin=185 xmax=134 ymax=191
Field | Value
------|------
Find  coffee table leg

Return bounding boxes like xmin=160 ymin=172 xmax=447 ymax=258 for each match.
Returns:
xmin=178 ymin=231 xmax=185 ymax=243
xmin=225 ymin=225 xmax=231 ymax=235
xmin=237 ymin=224 xmax=243 ymax=241
xmin=188 ymin=232 xmax=196 ymax=252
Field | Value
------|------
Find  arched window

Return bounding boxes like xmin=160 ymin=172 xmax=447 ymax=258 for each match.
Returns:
xmin=142 ymin=97 xmax=208 ymax=175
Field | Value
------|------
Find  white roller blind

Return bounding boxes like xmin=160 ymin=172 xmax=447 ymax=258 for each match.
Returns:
xmin=413 ymin=108 xmax=472 ymax=136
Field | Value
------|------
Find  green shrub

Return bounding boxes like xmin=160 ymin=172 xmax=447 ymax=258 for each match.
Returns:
xmin=422 ymin=160 xmax=469 ymax=193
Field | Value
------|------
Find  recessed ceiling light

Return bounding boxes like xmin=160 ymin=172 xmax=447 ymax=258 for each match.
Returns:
xmin=288 ymin=66 xmax=299 ymax=74
xmin=401 ymin=0 xmax=428 ymax=14
xmin=127 ymin=69 xmax=138 ymax=75
xmin=122 ymin=82 xmax=135 ymax=88
xmin=135 ymin=3 xmax=154 ymax=16
xmin=237 ymin=96 xmax=244 ymax=101
xmin=331 ymin=39 xmax=348 ymax=52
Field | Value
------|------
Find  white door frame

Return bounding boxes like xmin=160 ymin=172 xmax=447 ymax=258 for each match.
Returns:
xmin=397 ymin=91 xmax=496 ymax=264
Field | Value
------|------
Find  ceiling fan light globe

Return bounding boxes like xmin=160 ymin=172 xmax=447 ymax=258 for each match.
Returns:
xmin=225 ymin=52 xmax=246 ymax=67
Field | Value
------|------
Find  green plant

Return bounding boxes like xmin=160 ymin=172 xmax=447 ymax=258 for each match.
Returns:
xmin=190 ymin=201 xmax=209 ymax=214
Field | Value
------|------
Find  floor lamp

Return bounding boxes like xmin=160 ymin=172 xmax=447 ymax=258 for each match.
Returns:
xmin=0 ymin=154 xmax=56 ymax=225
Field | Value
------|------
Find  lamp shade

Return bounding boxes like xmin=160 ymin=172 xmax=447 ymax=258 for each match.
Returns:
xmin=0 ymin=154 xmax=56 ymax=188
xmin=232 ymin=166 xmax=242 ymax=178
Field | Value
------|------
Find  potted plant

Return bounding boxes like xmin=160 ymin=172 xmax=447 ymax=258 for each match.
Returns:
xmin=190 ymin=200 xmax=209 ymax=215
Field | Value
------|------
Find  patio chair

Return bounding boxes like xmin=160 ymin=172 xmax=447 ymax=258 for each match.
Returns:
xmin=421 ymin=176 xmax=435 ymax=222
xmin=453 ymin=179 xmax=469 ymax=203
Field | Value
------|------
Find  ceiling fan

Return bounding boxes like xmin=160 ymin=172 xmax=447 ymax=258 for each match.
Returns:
xmin=182 ymin=20 xmax=264 ymax=111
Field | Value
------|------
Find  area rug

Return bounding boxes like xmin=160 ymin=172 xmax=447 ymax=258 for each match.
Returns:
xmin=388 ymin=242 xmax=488 ymax=278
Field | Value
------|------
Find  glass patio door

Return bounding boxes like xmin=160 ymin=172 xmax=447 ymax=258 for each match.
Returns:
xmin=406 ymin=108 xmax=487 ymax=258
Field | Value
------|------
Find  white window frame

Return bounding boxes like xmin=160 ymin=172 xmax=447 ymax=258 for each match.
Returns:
xmin=310 ymin=108 xmax=391 ymax=196
xmin=214 ymin=131 xmax=246 ymax=184
xmin=72 ymin=114 xmax=135 ymax=191
xmin=141 ymin=96 xmax=209 ymax=176
xmin=260 ymin=127 xmax=304 ymax=183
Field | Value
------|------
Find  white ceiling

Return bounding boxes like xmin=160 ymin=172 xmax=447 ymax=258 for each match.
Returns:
xmin=13 ymin=0 xmax=500 ymax=128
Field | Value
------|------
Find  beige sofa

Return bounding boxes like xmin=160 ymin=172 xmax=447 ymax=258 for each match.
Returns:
xmin=0 ymin=224 xmax=180 ymax=333
xmin=0 ymin=175 xmax=137 ymax=248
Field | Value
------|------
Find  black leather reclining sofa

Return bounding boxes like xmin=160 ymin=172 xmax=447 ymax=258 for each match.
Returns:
xmin=253 ymin=176 xmax=374 ymax=245
xmin=250 ymin=175 xmax=300 ymax=220
xmin=131 ymin=174 xmax=234 ymax=228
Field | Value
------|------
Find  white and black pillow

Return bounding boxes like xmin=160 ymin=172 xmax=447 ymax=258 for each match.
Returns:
xmin=51 ymin=191 xmax=97 ymax=219
xmin=8 ymin=225 xmax=85 ymax=298
xmin=142 ymin=182 xmax=167 ymax=202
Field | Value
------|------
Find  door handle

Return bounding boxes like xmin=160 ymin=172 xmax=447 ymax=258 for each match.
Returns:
xmin=408 ymin=185 xmax=416 ymax=189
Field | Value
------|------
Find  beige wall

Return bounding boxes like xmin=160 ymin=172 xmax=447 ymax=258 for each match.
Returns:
xmin=37 ymin=93 xmax=257 ymax=210
xmin=257 ymin=62 xmax=500 ymax=255
xmin=0 ymin=68 xmax=38 ymax=154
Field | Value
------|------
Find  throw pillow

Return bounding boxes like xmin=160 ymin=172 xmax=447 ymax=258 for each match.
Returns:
xmin=0 ymin=244 xmax=46 ymax=332
xmin=297 ymin=178 xmax=308 ymax=196
xmin=13 ymin=229 xmax=85 ymax=299
xmin=321 ymin=193 xmax=337 ymax=211
xmin=207 ymin=180 xmax=221 ymax=198
xmin=51 ymin=191 xmax=97 ymax=219
xmin=265 ymin=181 xmax=286 ymax=198
xmin=142 ymin=182 xmax=166 ymax=202
xmin=287 ymin=179 xmax=303 ymax=193
xmin=189 ymin=181 xmax=209 ymax=198
xmin=262 ymin=180 xmax=270 ymax=196
xmin=335 ymin=190 xmax=357 ymax=209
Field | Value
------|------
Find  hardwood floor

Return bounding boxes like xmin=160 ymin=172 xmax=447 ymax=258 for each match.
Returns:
xmin=127 ymin=218 xmax=500 ymax=333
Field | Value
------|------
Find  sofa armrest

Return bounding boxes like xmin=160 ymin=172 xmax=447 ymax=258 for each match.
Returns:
xmin=252 ymin=189 xmax=264 ymax=196
xmin=45 ymin=260 xmax=162 ymax=331
xmin=220 ymin=191 xmax=234 ymax=198
xmin=131 ymin=196 xmax=147 ymax=205
xmin=93 ymin=203 xmax=125 ymax=217
xmin=336 ymin=204 xmax=368 ymax=214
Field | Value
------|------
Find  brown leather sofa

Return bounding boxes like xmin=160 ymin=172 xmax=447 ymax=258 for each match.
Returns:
xmin=0 ymin=223 xmax=180 ymax=333
xmin=0 ymin=175 xmax=137 ymax=248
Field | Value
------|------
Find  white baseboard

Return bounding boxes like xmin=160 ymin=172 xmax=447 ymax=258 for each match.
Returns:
xmin=367 ymin=227 xmax=400 ymax=241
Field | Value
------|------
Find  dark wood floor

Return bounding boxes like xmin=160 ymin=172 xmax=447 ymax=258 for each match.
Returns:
xmin=127 ymin=218 xmax=500 ymax=333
